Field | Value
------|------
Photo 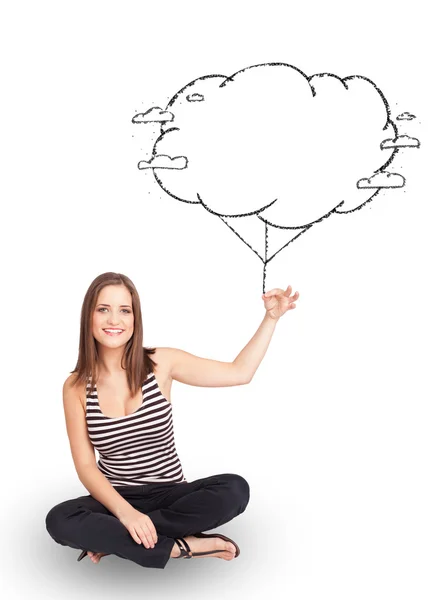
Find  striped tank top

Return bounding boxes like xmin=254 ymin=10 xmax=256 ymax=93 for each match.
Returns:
xmin=85 ymin=372 xmax=186 ymax=487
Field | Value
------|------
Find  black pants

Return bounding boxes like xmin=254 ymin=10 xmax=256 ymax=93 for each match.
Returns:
xmin=45 ymin=473 xmax=250 ymax=569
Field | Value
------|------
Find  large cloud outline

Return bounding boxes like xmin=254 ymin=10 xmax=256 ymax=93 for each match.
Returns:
xmin=151 ymin=63 xmax=398 ymax=228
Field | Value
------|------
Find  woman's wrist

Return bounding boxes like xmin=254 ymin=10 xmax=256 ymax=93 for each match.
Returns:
xmin=264 ymin=310 xmax=280 ymax=322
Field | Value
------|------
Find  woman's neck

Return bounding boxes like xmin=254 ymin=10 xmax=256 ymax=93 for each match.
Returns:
xmin=96 ymin=345 xmax=127 ymax=378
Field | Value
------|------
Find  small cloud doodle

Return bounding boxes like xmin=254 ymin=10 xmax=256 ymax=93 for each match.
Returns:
xmin=138 ymin=154 xmax=188 ymax=170
xmin=380 ymin=134 xmax=420 ymax=149
xmin=186 ymin=93 xmax=205 ymax=102
xmin=132 ymin=107 xmax=174 ymax=123
xmin=397 ymin=112 xmax=416 ymax=120
xmin=357 ymin=171 xmax=405 ymax=189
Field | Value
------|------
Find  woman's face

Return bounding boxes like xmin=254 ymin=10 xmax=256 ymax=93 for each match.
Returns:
xmin=91 ymin=284 xmax=135 ymax=349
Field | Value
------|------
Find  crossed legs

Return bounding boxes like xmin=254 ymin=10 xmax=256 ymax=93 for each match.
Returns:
xmin=45 ymin=473 xmax=250 ymax=569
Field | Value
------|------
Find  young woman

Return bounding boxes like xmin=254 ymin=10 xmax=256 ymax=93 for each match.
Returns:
xmin=45 ymin=272 xmax=299 ymax=569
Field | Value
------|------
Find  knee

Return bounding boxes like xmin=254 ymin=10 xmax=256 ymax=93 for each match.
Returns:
xmin=225 ymin=474 xmax=250 ymax=512
xmin=45 ymin=500 xmax=77 ymax=540
xmin=45 ymin=503 xmax=64 ymax=539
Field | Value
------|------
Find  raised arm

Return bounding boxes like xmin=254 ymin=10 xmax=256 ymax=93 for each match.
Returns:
xmin=161 ymin=285 xmax=299 ymax=387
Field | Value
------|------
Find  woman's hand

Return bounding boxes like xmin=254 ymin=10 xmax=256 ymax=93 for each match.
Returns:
xmin=262 ymin=285 xmax=299 ymax=320
xmin=118 ymin=507 xmax=158 ymax=549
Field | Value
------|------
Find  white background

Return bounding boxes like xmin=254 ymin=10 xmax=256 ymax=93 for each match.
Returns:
xmin=1 ymin=1 xmax=446 ymax=599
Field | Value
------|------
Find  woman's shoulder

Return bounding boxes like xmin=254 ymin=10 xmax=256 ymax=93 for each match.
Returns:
xmin=63 ymin=373 xmax=88 ymax=412
xmin=148 ymin=347 xmax=174 ymax=377
xmin=63 ymin=372 xmax=83 ymax=390
xmin=149 ymin=347 xmax=170 ymax=359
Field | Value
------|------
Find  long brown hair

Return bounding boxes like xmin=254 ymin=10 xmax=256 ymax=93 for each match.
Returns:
xmin=70 ymin=272 xmax=157 ymax=396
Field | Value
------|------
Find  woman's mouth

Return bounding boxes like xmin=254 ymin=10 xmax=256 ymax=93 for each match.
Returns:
xmin=103 ymin=329 xmax=124 ymax=336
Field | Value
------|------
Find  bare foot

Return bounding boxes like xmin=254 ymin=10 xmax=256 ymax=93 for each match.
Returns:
xmin=86 ymin=551 xmax=109 ymax=564
xmin=171 ymin=535 xmax=237 ymax=560
xmin=86 ymin=535 xmax=237 ymax=563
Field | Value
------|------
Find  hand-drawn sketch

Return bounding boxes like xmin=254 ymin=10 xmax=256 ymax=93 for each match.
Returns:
xmin=396 ymin=111 xmax=416 ymax=121
xmin=133 ymin=63 xmax=420 ymax=292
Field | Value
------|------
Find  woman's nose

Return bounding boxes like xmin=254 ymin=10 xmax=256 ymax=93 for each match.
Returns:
xmin=107 ymin=313 xmax=121 ymax=325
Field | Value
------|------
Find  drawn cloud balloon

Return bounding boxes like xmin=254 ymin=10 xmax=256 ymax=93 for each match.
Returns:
xmin=137 ymin=63 xmax=408 ymax=291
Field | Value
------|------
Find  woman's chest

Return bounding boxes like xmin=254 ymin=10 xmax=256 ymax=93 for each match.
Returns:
xmin=83 ymin=369 xmax=172 ymax=416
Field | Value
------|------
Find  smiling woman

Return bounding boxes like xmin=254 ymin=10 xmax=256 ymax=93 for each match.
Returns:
xmin=44 ymin=271 xmax=298 ymax=569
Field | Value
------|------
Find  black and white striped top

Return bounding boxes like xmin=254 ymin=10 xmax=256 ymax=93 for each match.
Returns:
xmin=85 ymin=372 xmax=186 ymax=487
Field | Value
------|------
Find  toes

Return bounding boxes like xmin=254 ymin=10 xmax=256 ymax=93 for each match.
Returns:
xmin=85 ymin=550 xmax=107 ymax=563
xmin=225 ymin=542 xmax=236 ymax=554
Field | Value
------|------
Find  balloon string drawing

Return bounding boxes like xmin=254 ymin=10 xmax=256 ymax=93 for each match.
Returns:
xmin=132 ymin=62 xmax=420 ymax=293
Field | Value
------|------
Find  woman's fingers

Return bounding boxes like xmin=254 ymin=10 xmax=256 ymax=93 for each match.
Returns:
xmin=289 ymin=292 xmax=299 ymax=302
xmin=130 ymin=528 xmax=142 ymax=546
xmin=141 ymin=518 xmax=157 ymax=546
xmin=264 ymin=285 xmax=298 ymax=299
xmin=122 ymin=511 xmax=158 ymax=549
xmin=134 ymin=521 xmax=157 ymax=549
xmin=285 ymin=288 xmax=299 ymax=300
xmin=135 ymin=527 xmax=151 ymax=549
xmin=149 ymin=521 xmax=158 ymax=544
xmin=263 ymin=288 xmax=284 ymax=297
xmin=142 ymin=523 xmax=156 ymax=548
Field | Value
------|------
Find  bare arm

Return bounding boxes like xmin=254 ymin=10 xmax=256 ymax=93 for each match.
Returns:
xmin=232 ymin=311 xmax=279 ymax=382
xmin=63 ymin=376 xmax=160 ymax=549
xmin=233 ymin=285 xmax=299 ymax=380
xmin=62 ymin=376 xmax=133 ymax=519
xmin=161 ymin=286 xmax=298 ymax=388
xmin=77 ymin=466 xmax=134 ymax=519
xmin=161 ymin=311 xmax=279 ymax=388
